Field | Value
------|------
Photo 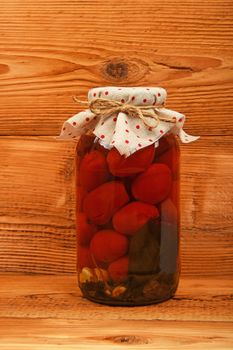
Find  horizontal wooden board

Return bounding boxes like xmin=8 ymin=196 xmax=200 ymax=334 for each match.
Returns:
xmin=1 ymin=318 xmax=232 ymax=350
xmin=0 ymin=136 xmax=76 ymax=274
xmin=1 ymin=275 xmax=232 ymax=349
xmin=180 ymin=137 xmax=233 ymax=276
xmin=0 ymin=275 xmax=232 ymax=322
xmin=0 ymin=136 xmax=232 ymax=275
xmin=0 ymin=0 xmax=233 ymax=135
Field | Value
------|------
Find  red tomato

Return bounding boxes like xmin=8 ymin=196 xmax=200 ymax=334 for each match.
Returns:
xmin=77 ymin=212 xmax=97 ymax=246
xmin=107 ymin=145 xmax=155 ymax=177
xmin=78 ymin=245 xmax=95 ymax=269
xmin=90 ymin=230 xmax=129 ymax=264
xmin=83 ymin=181 xmax=129 ymax=225
xmin=132 ymin=163 xmax=172 ymax=204
xmin=108 ymin=256 xmax=129 ymax=283
xmin=113 ymin=201 xmax=159 ymax=235
xmin=79 ymin=150 xmax=110 ymax=191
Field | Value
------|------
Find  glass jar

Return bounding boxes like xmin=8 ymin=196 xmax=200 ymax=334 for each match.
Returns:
xmin=75 ymin=132 xmax=180 ymax=306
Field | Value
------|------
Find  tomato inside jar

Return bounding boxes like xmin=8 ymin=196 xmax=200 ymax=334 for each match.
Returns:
xmin=76 ymin=133 xmax=180 ymax=305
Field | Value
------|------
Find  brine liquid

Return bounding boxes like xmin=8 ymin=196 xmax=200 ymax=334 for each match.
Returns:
xmin=75 ymin=134 xmax=180 ymax=306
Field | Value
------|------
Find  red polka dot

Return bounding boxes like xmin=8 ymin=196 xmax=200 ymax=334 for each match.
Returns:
xmin=72 ymin=122 xmax=76 ymax=126
xmin=146 ymin=88 xmax=150 ymax=90
xmin=149 ymin=139 xmax=153 ymax=142
xmin=125 ymin=140 xmax=129 ymax=144
xmin=93 ymin=93 xmax=96 ymax=97
xmin=143 ymin=99 xmax=147 ymax=103
xmin=68 ymin=132 xmax=72 ymax=136
xmin=160 ymin=130 xmax=164 ymax=134
xmin=125 ymin=129 xmax=129 ymax=132
xmin=136 ymin=125 xmax=140 ymax=129
xmin=63 ymin=127 xmax=66 ymax=131
xmin=105 ymin=91 xmax=109 ymax=95
xmin=138 ymin=143 xmax=142 ymax=147
xmin=125 ymin=120 xmax=128 ymax=124
xmin=121 ymin=99 xmax=125 ymax=103
xmin=178 ymin=118 xmax=183 ymax=122
xmin=101 ymin=122 xmax=104 ymax=126
xmin=113 ymin=117 xmax=117 ymax=122
xmin=149 ymin=127 xmax=152 ymax=131
xmin=131 ymin=96 xmax=135 ymax=101
xmin=100 ymin=134 xmax=105 ymax=139
xmin=72 ymin=136 xmax=76 ymax=138
xmin=112 ymin=140 xmax=115 ymax=144
xmin=158 ymin=92 xmax=161 ymax=97
xmin=86 ymin=117 xmax=90 ymax=122
xmin=93 ymin=116 xmax=97 ymax=120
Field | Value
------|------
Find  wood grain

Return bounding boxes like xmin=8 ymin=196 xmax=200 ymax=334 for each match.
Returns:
xmin=0 ymin=136 xmax=232 ymax=275
xmin=0 ymin=1 xmax=233 ymax=347
xmin=1 ymin=319 xmax=232 ymax=350
xmin=0 ymin=137 xmax=76 ymax=274
xmin=0 ymin=0 xmax=233 ymax=135
xmin=0 ymin=275 xmax=232 ymax=322
xmin=0 ymin=275 xmax=232 ymax=349
xmin=180 ymin=137 xmax=233 ymax=276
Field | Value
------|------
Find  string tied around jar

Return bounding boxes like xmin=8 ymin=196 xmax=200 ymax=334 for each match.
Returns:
xmin=73 ymin=96 xmax=176 ymax=129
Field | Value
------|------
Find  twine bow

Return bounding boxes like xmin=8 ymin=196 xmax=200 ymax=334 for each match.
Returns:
xmin=73 ymin=96 xmax=176 ymax=128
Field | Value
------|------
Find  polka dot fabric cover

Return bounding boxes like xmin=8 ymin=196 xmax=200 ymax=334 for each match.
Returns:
xmin=58 ymin=86 xmax=199 ymax=157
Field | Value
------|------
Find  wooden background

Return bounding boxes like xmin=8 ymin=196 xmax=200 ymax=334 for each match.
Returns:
xmin=0 ymin=0 xmax=233 ymax=278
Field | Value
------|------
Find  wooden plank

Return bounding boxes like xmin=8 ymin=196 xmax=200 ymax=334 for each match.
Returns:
xmin=0 ymin=318 xmax=233 ymax=350
xmin=0 ymin=275 xmax=232 ymax=322
xmin=0 ymin=0 xmax=233 ymax=135
xmin=0 ymin=136 xmax=232 ymax=275
xmin=0 ymin=276 xmax=232 ymax=350
xmin=0 ymin=137 xmax=77 ymax=274
xmin=180 ymin=137 xmax=233 ymax=276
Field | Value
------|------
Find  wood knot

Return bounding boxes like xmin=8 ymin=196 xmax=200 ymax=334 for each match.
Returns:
xmin=105 ymin=59 xmax=128 ymax=79
xmin=0 ymin=64 xmax=10 ymax=74
xmin=101 ymin=57 xmax=149 ymax=83
xmin=105 ymin=335 xmax=151 ymax=344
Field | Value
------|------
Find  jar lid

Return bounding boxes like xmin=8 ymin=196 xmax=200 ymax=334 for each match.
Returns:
xmin=88 ymin=86 xmax=167 ymax=107
xmin=58 ymin=86 xmax=199 ymax=157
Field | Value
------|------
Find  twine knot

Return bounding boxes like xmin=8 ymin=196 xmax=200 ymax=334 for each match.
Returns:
xmin=73 ymin=96 xmax=176 ymax=128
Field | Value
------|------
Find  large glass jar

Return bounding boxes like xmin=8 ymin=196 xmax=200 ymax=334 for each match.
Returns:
xmin=75 ymin=132 xmax=180 ymax=306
